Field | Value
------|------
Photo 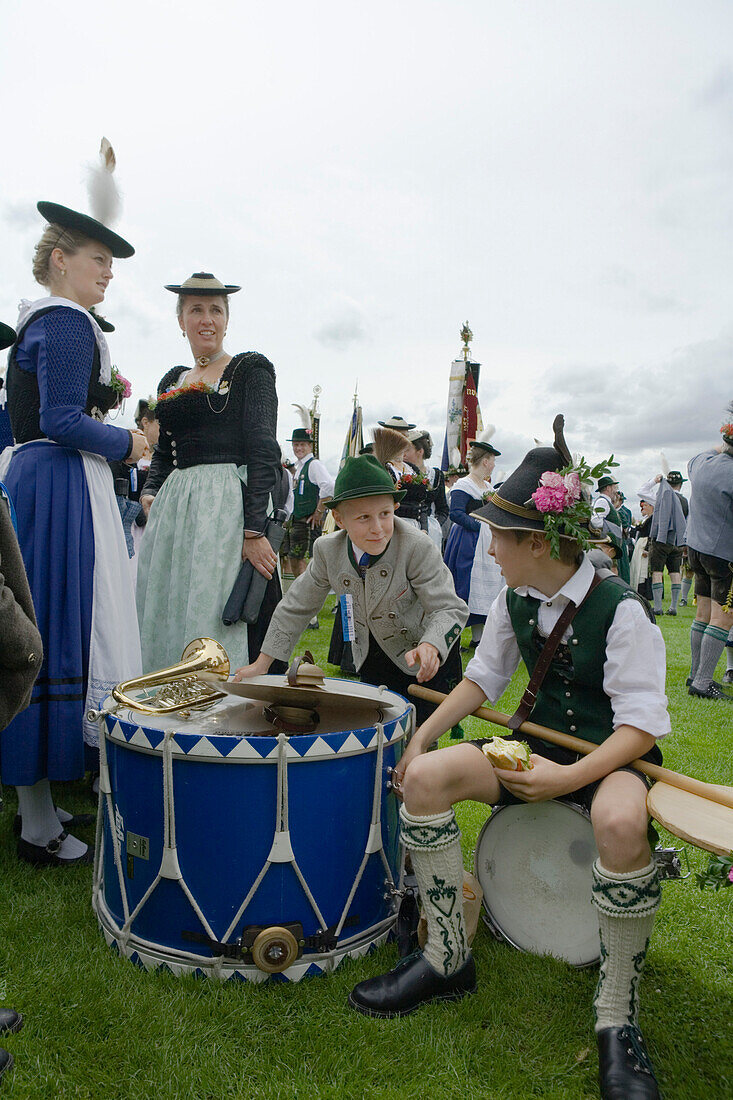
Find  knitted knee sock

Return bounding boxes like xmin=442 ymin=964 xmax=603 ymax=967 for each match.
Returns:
xmin=689 ymin=619 xmax=706 ymax=681
xmin=592 ymin=860 xmax=660 ymax=1031
xmin=400 ymin=805 xmax=468 ymax=976
xmin=680 ymin=576 xmax=693 ymax=604
xmin=692 ymin=624 xmax=730 ymax=690
xmin=670 ymin=583 xmax=681 ymax=612
xmin=651 ymin=582 xmax=664 ymax=614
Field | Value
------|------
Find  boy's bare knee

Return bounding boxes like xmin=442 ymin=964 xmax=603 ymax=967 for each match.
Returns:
xmin=592 ymin=801 xmax=650 ymax=870
xmin=403 ymin=753 xmax=444 ymax=809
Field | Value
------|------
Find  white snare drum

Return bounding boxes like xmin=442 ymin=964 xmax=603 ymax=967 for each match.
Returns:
xmin=473 ymin=800 xmax=600 ymax=968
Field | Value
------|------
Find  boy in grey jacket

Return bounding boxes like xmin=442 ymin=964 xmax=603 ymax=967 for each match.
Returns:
xmin=234 ymin=455 xmax=468 ymax=720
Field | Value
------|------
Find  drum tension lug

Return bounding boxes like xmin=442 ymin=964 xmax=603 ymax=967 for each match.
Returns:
xmin=304 ymin=915 xmax=360 ymax=953
xmin=654 ymin=845 xmax=690 ymax=881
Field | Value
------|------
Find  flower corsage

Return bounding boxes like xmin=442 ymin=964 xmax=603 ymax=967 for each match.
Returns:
xmin=526 ymin=455 xmax=620 ymax=559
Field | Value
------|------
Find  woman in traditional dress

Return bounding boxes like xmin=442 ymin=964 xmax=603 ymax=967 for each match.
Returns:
xmin=443 ymin=432 xmax=502 ymax=648
xmin=0 ymin=199 xmax=145 ymax=866
xmin=137 ymin=273 xmax=284 ymax=672
xmin=404 ymin=428 xmax=449 ymax=550
xmin=372 ymin=427 xmax=429 ymax=533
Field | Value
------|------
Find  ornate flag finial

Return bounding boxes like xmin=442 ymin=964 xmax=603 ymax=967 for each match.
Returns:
xmin=460 ymin=320 xmax=473 ymax=362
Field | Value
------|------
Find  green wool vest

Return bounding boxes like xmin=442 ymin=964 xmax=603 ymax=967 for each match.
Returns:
xmin=506 ymin=578 xmax=642 ymax=747
xmin=293 ymin=456 xmax=320 ymax=518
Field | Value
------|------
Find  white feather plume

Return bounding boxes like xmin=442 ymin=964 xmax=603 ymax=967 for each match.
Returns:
xmin=451 ymin=447 xmax=462 ymax=468
xmin=86 ymin=137 xmax=121 ymax=226
xmin=659 ymin=451 xmax=670 ymax=477
xmin=291 ymin=403 xmax=311 ymax=429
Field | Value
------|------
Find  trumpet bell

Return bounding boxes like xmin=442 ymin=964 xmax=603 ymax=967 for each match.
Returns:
xmin=112 ymin=638 xmax=230 ymax=715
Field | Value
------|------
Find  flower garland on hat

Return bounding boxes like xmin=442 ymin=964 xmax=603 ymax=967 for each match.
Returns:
xmin=527 ymin=454 xmax=620 ymax=559
xmin=721 ymin=421 xmax=733 ymax=446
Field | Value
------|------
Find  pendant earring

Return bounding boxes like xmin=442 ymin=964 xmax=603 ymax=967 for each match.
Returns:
xmin=182 ymin=331 xmax=186 ymax=338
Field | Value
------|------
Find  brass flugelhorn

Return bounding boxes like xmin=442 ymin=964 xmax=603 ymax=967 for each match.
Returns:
xmin=112 ymin=638 xmax=230 ymax=715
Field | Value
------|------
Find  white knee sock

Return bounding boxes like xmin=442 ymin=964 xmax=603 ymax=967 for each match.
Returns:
xmin=400 ymin=805 xmax=468 ymax=976
xmin=16 ymin=780 xmax=88 ymax=860
xmin=591 ymin=859 xmax=660 ymax=1031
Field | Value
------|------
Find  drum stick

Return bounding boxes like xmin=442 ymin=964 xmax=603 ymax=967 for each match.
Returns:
xmin=407 ymin=685 xmax=733 ymax=812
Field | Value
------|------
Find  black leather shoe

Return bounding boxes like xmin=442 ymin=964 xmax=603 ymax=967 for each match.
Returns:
xmin=13 ymin=810 xmax=95 ymax=838
xmin=348 ymin=950 xmax=476 ymax=1018
xmin=17 ymin=833 xmax=94 ymax=867
xmin=688 ymin=682 xmax=733 ymax=701
xmin=664 ymin=608 xmax=677 ymax=616
xmin=597 ymin=1025 xmax=660 ymax=1099
xmin=0 ymin=1010 xmax=22 ymax=1035
xmin=0 ymin=1049 xmax=13 ymax=1083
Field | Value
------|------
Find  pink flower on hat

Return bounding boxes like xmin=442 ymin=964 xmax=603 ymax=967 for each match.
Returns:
xmin=539 ymin=471 xmax=564 ymax=490
xmin=563 ymin=471 xmax=581 ymax=501
xmin=532 ymin=485 xmax=567 ymax=513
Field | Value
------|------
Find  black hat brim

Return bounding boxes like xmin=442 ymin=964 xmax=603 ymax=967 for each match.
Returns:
xmin=0 ymin=322 xmax=16 ymax=350
xmin=164 ymin=284 xmax=241 ymax=295
xmin=378 ymin=419 xmax=416 ymax=430
xmin=468 ymin=440 xmax=501 ymax=456
xmin=37 ymin=202 xmax=134 ymax=258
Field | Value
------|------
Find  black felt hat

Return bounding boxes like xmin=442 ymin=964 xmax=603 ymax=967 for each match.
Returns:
xmin=467 ymin=429 xmax=501 ymax=457
xmin=476 ymin=446 xmax=563 ymax=533
xmin=37 ymin=201 xmax=134 ymax=258
xmin=0 ymin=322 xmax=16 ymax=350
xmin=666 ymin=470 xmax=686 ymax=485
xmin=288 ymin=427 xmax=313 ymax=443
xmin=475 ymin=414 xmax=597 ymax=539
xmin=164 ymin=272 xmax=241 ymax=295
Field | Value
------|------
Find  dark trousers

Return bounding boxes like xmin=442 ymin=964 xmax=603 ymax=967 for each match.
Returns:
xmin=358 ymin=632 xmax=463 ymax=726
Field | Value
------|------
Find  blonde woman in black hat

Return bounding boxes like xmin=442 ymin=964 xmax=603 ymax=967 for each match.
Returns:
xmin=136 ymin=273 xmax=285 ymax=672
xmin=443 ymin=430 xmax=502 ymax=648
xmin=0 ymin=158 xmax=145 ymax=867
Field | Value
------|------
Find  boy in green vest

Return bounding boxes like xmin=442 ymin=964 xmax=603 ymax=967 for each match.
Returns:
xmin=348 ymin=426 xmax=670 ymax=1100
xmin=281 ymin=427 xmax=335 ymax=625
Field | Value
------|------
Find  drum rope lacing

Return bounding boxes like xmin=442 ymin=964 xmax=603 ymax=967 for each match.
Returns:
xmin=92 ymin=698 xmax=415 ymax=975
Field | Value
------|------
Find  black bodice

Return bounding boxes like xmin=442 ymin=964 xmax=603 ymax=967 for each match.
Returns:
xmin=145 ymin=352 xmax=282 ymax=534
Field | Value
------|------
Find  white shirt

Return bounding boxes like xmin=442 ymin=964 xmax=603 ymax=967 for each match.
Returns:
xmin=465 ymin=553 xmax=671 ymax=738
xmin=294 ymin=454 xmax=335 ymax=500
xmin=590 ymin=491 xmax=612 ymax=531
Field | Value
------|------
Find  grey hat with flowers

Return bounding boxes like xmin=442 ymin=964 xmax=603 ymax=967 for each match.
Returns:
xmin=475 ymin=415 xmax=617 ymax=557
xmin=326 ymin=455 xmax=406 ymax=509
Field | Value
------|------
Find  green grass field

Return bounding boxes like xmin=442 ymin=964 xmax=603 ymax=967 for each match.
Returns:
xmin=0 ymin=594 xmax=731 ymax=1099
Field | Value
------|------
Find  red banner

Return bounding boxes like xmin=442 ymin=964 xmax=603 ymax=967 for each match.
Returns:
xmin=460 ymin=368 xmax=479 ymax=462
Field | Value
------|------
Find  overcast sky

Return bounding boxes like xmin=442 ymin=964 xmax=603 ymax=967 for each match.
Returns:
xmin=2 ymin=0 xmax=731 ymax=509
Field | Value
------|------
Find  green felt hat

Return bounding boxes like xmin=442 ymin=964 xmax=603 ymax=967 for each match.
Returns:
xmin=597 ymin=475 xmax=619 ymax=491
xmin=0 ymin=322 xmax=16 ymax=350
xmin=327 ymin=455 xmax=406 ymax=509
xmin=288 ymin=427 xmax=313 ymax=443
xmin=37 ymin=201 xmax=134 ymax=258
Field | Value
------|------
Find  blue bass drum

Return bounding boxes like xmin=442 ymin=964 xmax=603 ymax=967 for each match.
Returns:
xmin=92 ymin=679 xmax=412 ymax=982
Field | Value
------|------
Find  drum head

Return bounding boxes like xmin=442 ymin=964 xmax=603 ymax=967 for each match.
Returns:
xmin=474 ymin=800 xmax=600 ymax=968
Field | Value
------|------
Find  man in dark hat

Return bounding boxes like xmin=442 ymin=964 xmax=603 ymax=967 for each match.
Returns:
xmin=347 ymin=425 xmax=669 ymax=1100
xmin=591 ymin=475 xmax=630 ymax=583
xmin=280 ymin=428 xmax=334 ymax=626
xmin=234 ymin=454 xmax=467 ymax=724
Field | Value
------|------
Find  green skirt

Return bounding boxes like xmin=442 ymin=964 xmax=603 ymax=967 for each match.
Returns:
xmin=136 ymin=464 xmax=249 ymax=672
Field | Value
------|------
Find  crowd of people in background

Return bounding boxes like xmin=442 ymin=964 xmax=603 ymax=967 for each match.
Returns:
xmin=0 ymin=186 xmax=731 ymax=1096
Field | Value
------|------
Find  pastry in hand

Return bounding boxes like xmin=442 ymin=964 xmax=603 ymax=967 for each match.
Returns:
xmin=480 ymin=736 xmax=533 ymax=771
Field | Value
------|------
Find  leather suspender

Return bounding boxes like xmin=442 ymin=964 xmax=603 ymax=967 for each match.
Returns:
xmin=507 ymin=574 xmax=602 ymax=731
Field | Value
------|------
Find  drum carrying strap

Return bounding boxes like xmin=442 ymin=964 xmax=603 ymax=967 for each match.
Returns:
xmin=507 ymin=574 xmax=602 ymax=731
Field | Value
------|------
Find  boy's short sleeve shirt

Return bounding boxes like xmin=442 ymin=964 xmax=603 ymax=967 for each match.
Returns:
xmin=465 ymin=555 xmax=670 ymax=739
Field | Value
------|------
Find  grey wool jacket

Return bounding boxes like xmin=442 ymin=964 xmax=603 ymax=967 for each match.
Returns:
xmin=263 ymin=518 xmax=468 ymax=673
xmin=0 ymin=496 xmax=43 ymax=731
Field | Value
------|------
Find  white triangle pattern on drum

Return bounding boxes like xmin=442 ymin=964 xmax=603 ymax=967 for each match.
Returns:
xmin=338 ymin=733 xmax=368 ymax=755
xmin=109 ymin=719 xmax=125 ymax=743
xmin=224 ymin=739 xmax=269 ymax=760
xmin=263 ymin=739 xmax=303 ymax=760
xmin=129 ymin=727 xmax=153 ymax=750
xmin=302 ymin=736 xmax=336 ymax=758
xmin=188 ymin=736 xmax=224 ymax=758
